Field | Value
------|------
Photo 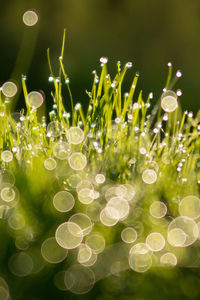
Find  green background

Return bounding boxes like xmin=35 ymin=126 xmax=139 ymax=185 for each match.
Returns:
xmin=0 ymin=0 xmax=200 ymax=113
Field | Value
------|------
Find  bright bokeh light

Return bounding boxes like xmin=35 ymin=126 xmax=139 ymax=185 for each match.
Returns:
xmin=53 ymin=191 xmax=75 ymax=212
xmin=27 ymin=91 xmax=44 ymax=109
xmin=64 ymin=265 xmax=95 ymax=295
xmin=1 ymin=187 xmax=16 ymax=202
xmin=129 ymin=243 xmax=152 ymax=273
xmin=179 ymin=195 xmax=200 ymax=220
xmin=142 ymin=169 xmax=157 ymax=184
xmin=2 ymin=81 xmax=18 ymax=98
xmin=67 ymin=127 xmax=84 ymax=144
xmin=168 ymin=216 xmax=199 ymax=247
xmin=47 ymin=121 xmax=62 ymax=138
xmin=146 ymin=232 xmax=165 ymax=252
xmin=22 ymin=10 xmax=39 ymax=27
xmin=121 ymin=227 xmax=137 ymax=243
xmin=68 ymin=152 xmax=87 ymax=171
xmin=69 ymin=213 xmax=93 ymax=236
xmin=53 ymin=141 xmax=71 ymax=160
xmin=149 ymin=201 xmax=167 ymax=218
xmin=44 ymin=157 xmax=57 ymax=171
xmin=1 ymin=150 xmax=13 ymax=163
xmin=8 ymin=252 xmax=33 ymax=277
xmin=41 ymin=237 xmax=68 ymax=264
xmin=55 ymin=222 xmax=83 ymax=249
xmin=160 ymin=252 xmax=177 ymax=266
xmin=95 ymin=174 xmax=106 ymax=184
xmin=85 ymin=232 xmax=105 ymax=254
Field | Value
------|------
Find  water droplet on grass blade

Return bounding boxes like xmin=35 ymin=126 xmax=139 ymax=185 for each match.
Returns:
xmin=161 ymin=90 xmax=178 ymax=113
xmin=100 ymin=57 xmax=108 ymax=64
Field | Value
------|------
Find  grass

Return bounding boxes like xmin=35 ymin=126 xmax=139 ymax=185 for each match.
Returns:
xmin=0 ymin=30 xmax=200 ymax=299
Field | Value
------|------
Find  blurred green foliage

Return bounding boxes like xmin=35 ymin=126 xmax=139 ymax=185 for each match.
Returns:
xmin=0 ymin=1 xmax=200 ymax=299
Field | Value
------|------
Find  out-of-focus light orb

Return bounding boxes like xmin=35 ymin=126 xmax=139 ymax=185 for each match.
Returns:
xmin=1 ymin=187 xmax=16 ymax=202
xmin=167 ymin=228 xmax=186 ymax=247
xmin=142 ymin=169 xmax=157 ymax=184
xmin=47 ymin=121 xmax=62 ymax=137
xmin=0 ymin=277 xmax=10 ymax=299
xmin=8 ymin=252 xmax=33 ymax=277
xmin=85 ymin=232 xmax=105 ymax=254
xmin=41 ymin=237 xmax=68 ymax=264
xmin=64 ymin=265 xmax=95 ymax=295
xmin=53 ymin=191 xmax=75 ymax=213
xmin=95 ymin=174 xmax=106 ymax=184
xmin=167 ymin=216 xmax=199 ymax=247
xmin=44 ymin=157 xmax=57 ymax=171
xmin=107 ymin=197 xmax=129 ymax=220
xmin=69 ymin=213 xmax=93 ymax=236
xmin=129 ymin=243 xmax=152 ymax=273
xmin=55 ymin=222 xmax=83 ymax=249
xmin=22 ymin=10 xmax=39 ymax=27
xmin=67 ymin=174 xmax=82 ymax=188
xmin=161 ymin=90 xmax=178 ymax=113
xmin=100 ymin=207 xmax=119 ymax=227
xmin=54 ymin=271 xmax=68 ymax=291
xmin=179 ymin=195 xmax=200 ymax=220
xmin=53 ymin=142 xmax=71 ymax=160
xmin=27 ymin=91 xmax=44 ymax=109
xmin=160 ymin=252 xmax=177 ymax=266
xmin=146 ymin=232 xmax=165 ymax=252
xmin=8 ymin=213 xmax=25 ymax=230
xmin=77 ymin=244 xmax=92 ymax=264
xmin=67 ymin=127 xmax=84 ymax=144
xmin=68 ymin=152 xmax=87 ymax=171
xmin=78 ymin=188 xmax=94 ymax=205
xmin=2 ymin=81 xmax=18 ymax=98
xmin=121 ymin=227 xmax=137 ymax=244
xmin=149 ymin=201 xmax=167 ymax=218
xmin=81 ymin=252 xmax=97 ymax=267
xmin=1 ymin=150 xmax=13 ymax=163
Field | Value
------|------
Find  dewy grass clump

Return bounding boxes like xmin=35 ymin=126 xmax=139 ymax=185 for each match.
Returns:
xmin=0 ymin=29 xmax=200 ymax=297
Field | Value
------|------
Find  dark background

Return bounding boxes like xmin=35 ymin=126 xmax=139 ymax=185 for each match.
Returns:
xmin=0 ymin=0 xmax=200 ymax=112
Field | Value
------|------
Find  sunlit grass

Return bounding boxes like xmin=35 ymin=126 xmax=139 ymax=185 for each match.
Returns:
xmin=0 ymin=30 xmax=200 ymax=298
